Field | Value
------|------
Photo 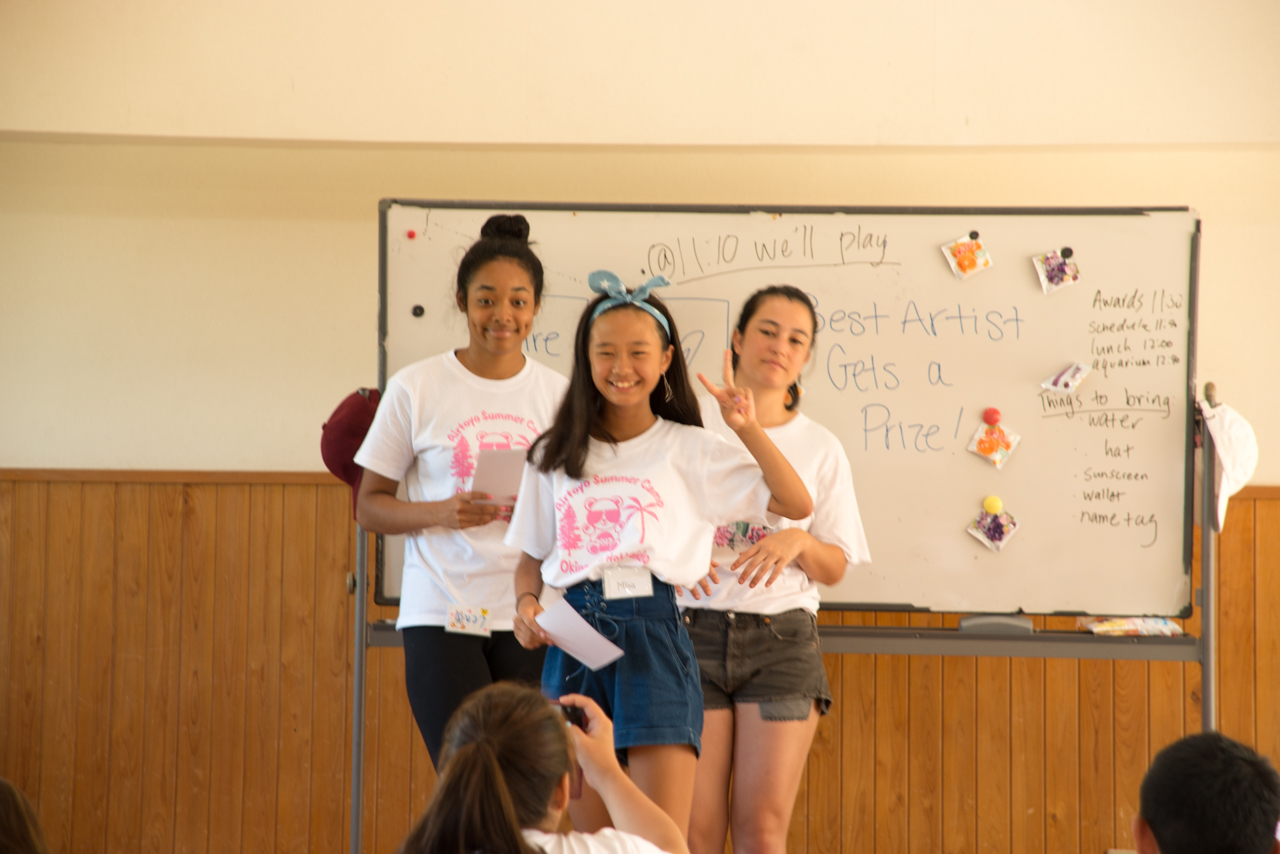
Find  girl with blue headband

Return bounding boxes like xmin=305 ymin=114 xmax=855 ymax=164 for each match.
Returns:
xmin=504 ymin=271 xmax=812 ymax=834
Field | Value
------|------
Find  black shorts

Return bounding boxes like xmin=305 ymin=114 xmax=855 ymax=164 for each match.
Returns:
xmin=683 ymin=608 xmax=831 ymax=720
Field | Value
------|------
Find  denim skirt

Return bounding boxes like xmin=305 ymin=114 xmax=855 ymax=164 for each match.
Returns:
xmin=542 ymin=577 xmax=703 ymax=761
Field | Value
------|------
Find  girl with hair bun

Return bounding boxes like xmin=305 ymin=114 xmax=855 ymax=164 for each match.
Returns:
xmin=356 ymin=214 xmax=569 ymax=766
xmin=682 ymin=285 xmax=870 ymax=854
xmin=398 ymin=682 xmax=689 ymax=854
xmin=504 ymin=271 xmax=813 ymax=834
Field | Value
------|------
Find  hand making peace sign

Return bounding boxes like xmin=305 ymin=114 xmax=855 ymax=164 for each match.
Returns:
xmin=697 ymin=349 xmax=758 ymax=433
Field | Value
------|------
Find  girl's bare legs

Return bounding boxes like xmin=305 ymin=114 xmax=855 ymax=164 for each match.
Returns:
xmin=687 ymin=708 xmax=735 ymax=854
xmin=729 ymin=702 xmax=821 ymax=854
xmin=628 ymin=743 xmax=699 ymax=836
xmin=568 ymin=742 xmax=699 ymax=836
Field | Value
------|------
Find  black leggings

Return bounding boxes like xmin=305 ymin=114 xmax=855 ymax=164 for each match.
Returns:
xmin=401 ymin=626 xmax=546 ymax=767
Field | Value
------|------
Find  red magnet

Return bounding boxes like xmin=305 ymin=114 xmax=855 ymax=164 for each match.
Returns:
xmin=983 ymin=407 xmax=1001 ymax=425
xmin=407 ymin=230 xmax=417 ymax=239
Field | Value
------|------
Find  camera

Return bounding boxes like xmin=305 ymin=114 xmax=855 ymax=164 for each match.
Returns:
xmin=557 ymin=702 xmax=586 ymax=729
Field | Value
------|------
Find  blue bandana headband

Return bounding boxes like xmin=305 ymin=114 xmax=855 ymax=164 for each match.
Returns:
xmin=587 ymin=270 xmax=672 ymax=337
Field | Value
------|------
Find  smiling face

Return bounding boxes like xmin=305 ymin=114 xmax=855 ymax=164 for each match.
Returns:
xmin=458 ymin=258 xmax=539 ymax=358
xmin=731 ymin=295 xmax=814 ymax=390
xmin=588 ymin=307 xmax=674 ymax=415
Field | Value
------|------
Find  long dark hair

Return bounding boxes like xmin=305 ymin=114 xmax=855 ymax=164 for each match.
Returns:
xmin=455 ymin=214 xmax=545 ymax=308
xmin=731 ymin=285 xmax=818 ymax=412
xmin=532 ymin=294 xmax=701 ymax=479
xmin=398 ymin=683 xmax=571 ymax=854
xmin=0 ymin=778 xmax=49 ymax=854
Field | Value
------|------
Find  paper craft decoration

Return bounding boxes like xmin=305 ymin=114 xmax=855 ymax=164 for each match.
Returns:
xmin=941 ymin=232 xmax=993 ymax=279
xmin=1078 ymin=616 xmax=1184 ymax=636
xmin=1041 ymin=363 xmax=1091 ymax=393
xmin=968 ymin=495 xmax=1018 ymax=552
xmin=1032 ymin=248 xmax=1080 ymax=294
xmin=968 ymin=409 xmax=1020 ymax=469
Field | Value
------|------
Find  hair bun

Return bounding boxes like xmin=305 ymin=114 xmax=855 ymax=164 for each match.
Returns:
xmin=480 ymin=214 xmax=530 ymax=243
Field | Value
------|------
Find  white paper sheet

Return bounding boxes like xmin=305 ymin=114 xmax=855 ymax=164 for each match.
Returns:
xmin=535 ymin=598 xmax=625 ymax=671
xmin=470 ymin=449 xmax=528 ymax=505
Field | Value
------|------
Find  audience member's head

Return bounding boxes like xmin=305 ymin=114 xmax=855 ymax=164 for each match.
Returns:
xmin=398 ymin=682 xmax=572 ymax=854
xmin=0 ymin=778 xmax=49 ymax=854
xmin=1135 ymin=732 xmax=1280 ymax=854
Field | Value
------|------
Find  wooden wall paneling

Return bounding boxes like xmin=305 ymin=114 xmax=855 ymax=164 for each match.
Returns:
xmin=38 ymin=482 xmax=83 ymax=851
xmin=0 ymin=482 xmax=13 ymax=775
xmin=173 ymin=484 xmax=218 ymax=854
xmin=1111 ymin=660 xmax=1148 ymax=849
xmin=1078 ymin=658 xmax=1114 ymax=854
xmin=139 ymin=484 xmax=184 ymax=854
xmin=976 ymin=656 xmax=1011 ymax=854
xmin=1043 ymin=616 xmax=1078 ymax=854
xmin=208 ymin=486 xmax=251 ymax=854
xmin=343 ymin=520 xmax=359 ymax=849
xmin=806 ymin=609 xmax=843 ymax=854
xmin=375 ymin=646 xmax=413 ymax=853
xmin=105 ymin=484 xmax=151 ymax=854
xmin=1010 ymin=615 xmax=1045 ymax=854
xmin=1256 ymin=499 xmax=1280 ymax=765
xmin=841 ymin=611 xmax=876 ymax=854
xmin=942 ymin=613 xmax=977 ymax=854
xmin=875 ymin=612 xmax=910 ymax=852
xmin=242 ymin=484 xmax=284 ymax=854
xmin=907 ymin=613 xmax=942 ymax=854
xmin=277 ymin=485 xmax=318 ymax=853
xmin=71 ymin=483 xmax=117 ymax=853
xmin=311 ymin=486 xmax=353 ymax=852
xmin=1216 ymin=501 xmax=1256 ymax=745
xmin=7 ymin=482 xmax=47 ymax=800
xmin=1146 ymin=655 xmax=1184 ymax=757
xmin=360 ymin=598 xmax=384 ymax=854
xmin=3 ymin=475 xmax=1275 ymax=854
xmin=1184 ymin=527 xmax=1203 ymax=734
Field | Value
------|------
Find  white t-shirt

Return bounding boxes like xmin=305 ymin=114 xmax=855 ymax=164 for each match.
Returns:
xmin=505 ymin=417 xmax=774 ymax=590
xmin=523 ymin=827 xmax=669 ymax=854
xmin=353 ymin=351 xmax=568 ymax=630
xmin=680 ymin=395 xmax=871 ymax=615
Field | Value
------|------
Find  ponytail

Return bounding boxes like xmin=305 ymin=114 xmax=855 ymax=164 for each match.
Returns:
xmin=398 ymin=740 xmax=534 ymax=854
xmin=399 ymin=683 xmax=572 ymax=854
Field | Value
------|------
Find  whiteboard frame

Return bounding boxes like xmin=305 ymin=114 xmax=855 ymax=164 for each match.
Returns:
xmin=372 ymin=200 xmax=1199 ymax=615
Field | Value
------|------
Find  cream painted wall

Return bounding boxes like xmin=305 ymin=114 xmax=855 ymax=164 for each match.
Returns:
xmin=2 ymin=1 xmax=1279 ymax=146
xmin=0 ymin=138 xmax=1276 ymax=479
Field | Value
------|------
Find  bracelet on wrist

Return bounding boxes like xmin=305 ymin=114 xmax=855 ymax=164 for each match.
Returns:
xmin=516 ymin=591 xmax=540 ymax=609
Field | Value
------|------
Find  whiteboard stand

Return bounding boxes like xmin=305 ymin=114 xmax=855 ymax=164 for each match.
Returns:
xmin=350 ymin=526 xmax=368 ymax=854
xmin=1200 ymin=382 xmax=1219 ymax=732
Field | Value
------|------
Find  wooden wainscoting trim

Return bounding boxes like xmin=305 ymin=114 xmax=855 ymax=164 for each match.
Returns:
xmin=1239 ymin=486 xmax=1280 ymax=500
xmin=0 ymin=470 xmax=344 ymax=485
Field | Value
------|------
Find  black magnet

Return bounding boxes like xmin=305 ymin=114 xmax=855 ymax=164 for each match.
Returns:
xmin=412 ymin=305 xmax=425 ymax=317
xmin=969 ymin=230 xmax=979 ymax=240
xmin=1061 ymin=247 xmax=1073 ymax=259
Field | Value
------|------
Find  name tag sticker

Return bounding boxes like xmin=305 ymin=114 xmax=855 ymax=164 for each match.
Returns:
xmin=602 ymin=567 xmax=653 ymax=600
xmin=446 ymin=605 xmax=491 ymax=637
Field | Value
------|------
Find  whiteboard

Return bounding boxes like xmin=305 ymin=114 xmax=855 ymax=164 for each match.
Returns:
xmin=376 ymin=202 xmax=1198 ymax=616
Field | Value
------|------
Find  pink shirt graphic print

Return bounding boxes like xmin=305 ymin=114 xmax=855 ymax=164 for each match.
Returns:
xmin=506 ymin=418 xmax=777 ymax=590
xmin=446 ymin=412 xmax=539 ymax=489
xmin=554 ymin=476 xmax=665 ymax=576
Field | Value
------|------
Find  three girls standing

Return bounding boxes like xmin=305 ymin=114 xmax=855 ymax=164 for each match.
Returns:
xmin=359 ymin=213 xmax=868 ymax=852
